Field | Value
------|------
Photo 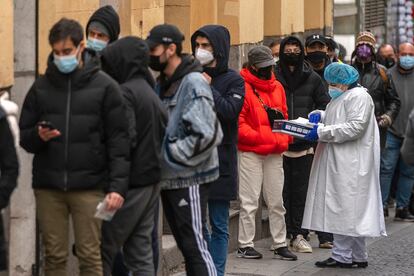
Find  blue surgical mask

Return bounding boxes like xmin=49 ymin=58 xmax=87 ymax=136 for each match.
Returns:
xmin=328 ymin=87 xmax=343 ymax=99
xmin=399 ymin=55 xmax=414 ymax=70
xmin=87 ymin=38 xmax=108 ymax=52
xmin=53 ymin=47 xmax=80 ymax=74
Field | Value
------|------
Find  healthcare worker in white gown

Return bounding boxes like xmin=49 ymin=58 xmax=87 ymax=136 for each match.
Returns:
xmin=302 ymin=62 xmax=386 ymax=268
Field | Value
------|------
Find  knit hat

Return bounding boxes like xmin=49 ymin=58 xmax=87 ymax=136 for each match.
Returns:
xmin=356 ymin=31 xmax=376 ymax=48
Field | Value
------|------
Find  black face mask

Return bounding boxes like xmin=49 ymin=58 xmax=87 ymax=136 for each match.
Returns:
xmin=306 ymin=51 xmax=327 ymax=64
xmin=284 ymin=53 xmax=301 ymax=66
xmin=149 ymin=53 xmax=168 ymax=72
xmin=254 ymin=66 xmax=273 ymax=80
xmin=378 ymin=57 xmax=395 ymax=69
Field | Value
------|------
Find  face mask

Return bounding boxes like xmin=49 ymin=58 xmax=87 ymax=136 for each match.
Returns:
xmin=273 ymin=57 xmax=279 ymax=63
xmin=86 ymin=38 xmax=108 ymax=52
xmin=306 ymin=51 xmax=327 ymax=64
xmin=356 ymin=45 xmax=372 ymax=62
xmin=328 ymin=86 xmax=343 ymax=99
xmin=399 ymin=55 xmax=414 ymax=70
xmin=149 ymin=50 xmax=168 ymax=72
xmin=381 ymin=57 xmax=395 ymax=69
xmin=257 ymin=66 xmax=273 ymax=80
xmin=284 ymin=53 xmax=301 ymax=66
xmin=195 ymin=48 xmax=214 ymax=66
xmin=53 ymin=47 xmax=80 ymax=74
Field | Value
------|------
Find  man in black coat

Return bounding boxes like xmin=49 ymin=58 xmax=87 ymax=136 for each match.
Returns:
xmin=0 ymin=106 xmax=18 ymax=271
xmin=100 ymin=36 xmax=168 ymax=276
xmin=191 ymin=25 xmax=245 ymax=276
xmin=275 ymin=36 xmax=331 ymax=253
xmin=19 ymin=18 xmax=129 ymax=276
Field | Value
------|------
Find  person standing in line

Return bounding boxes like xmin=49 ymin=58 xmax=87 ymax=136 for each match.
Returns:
xmin=275 ymin=36 xmax=330 ymax=253
xmin=191 ymin=25 xmax=245 ymax=276
xmin=236 ymin=45 xmax=297 ymax=261
xmin=147 ymin=24 xmax=223 ymax=276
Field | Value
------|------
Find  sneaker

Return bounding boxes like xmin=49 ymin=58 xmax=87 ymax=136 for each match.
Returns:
xmin=291 ymin=235 xmax=312 ymax=253
xmin=274 ymin=246 xmax=297 ymax=261
xmin=353 ymin=261 xmax=368 ymax=268
xmin=394 ymin=207 xmax=414 ymax=222
xmin=315 ymin=257 xmax=352 ymax=268
xmin=237 ymin=247 xmax=263 ymax=259
xmin=319 ymin=241 xmax=333 ymax=249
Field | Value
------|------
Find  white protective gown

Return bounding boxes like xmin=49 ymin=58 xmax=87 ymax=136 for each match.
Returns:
xmin=302 ymin=86 xmax=386 ymax=237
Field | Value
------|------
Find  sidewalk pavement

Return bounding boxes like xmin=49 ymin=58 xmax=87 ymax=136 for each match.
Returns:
xmin=225 ymin=209 xmax=414 ymax=276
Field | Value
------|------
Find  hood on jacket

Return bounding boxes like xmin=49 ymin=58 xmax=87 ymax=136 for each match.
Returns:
xmin=240 ymin=67 xmax=277 ymax=93
xmin=277 ymin=36 xmax=312 ymax=89
xmin=45 ymin=48 xmax=100 ymax=88
xmin=190 ymin=25 xmax=230 ymax=77
xmin=159 ymin=54 xmax=203 ymax=96
xmin=100 ymin=36 xmax=155 ymax=87
xmin=86 ymin=5 xmax=120 ymax=43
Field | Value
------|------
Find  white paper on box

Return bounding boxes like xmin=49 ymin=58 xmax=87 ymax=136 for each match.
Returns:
xmin=272 ymin=117 xmax=323 ymax=139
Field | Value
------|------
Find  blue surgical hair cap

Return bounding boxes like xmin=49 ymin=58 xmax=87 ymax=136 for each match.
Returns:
xmin=324 ymin=62 xmax=359 ymax=85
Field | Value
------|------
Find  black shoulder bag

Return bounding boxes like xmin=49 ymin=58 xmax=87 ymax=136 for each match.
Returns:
xmin=251 ymin=86 xmax=285 ymax=127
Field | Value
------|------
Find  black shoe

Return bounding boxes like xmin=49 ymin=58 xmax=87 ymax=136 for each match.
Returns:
xmin=394 ymin=207 xmax=414 ymax=222
xmin=274 ymin=246 xmax=297 ymax=261
xmin=353 ymin=261 xmax=368 ymax=268
xmin=315 ymin=258 xmax=353 ymax=268
xmin=237 ymin=247 xmax=263 ymax=259
xmin=384 ymin=207 xmax=389 ymax=218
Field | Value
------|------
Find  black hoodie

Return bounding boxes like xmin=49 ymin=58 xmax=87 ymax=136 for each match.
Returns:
xmin=19 ymin=49 xmax=130 ymax=196
xmin=101 ymin=37 xmax=168 ymax=188
xmin=191 ymin=25 xmax=245 ymax=201
xmin=0 ymin=108 xmax=18 ymax=209
xmin=86 ymin=5 xmax=120 ymax=43
xmin=276 ymin=36 xmax=330 ymax=152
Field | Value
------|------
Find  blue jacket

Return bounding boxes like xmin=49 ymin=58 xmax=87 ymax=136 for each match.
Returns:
xmin=191 ymin=25 xmax=245 ymax=200
xmin=158 ymin=55 xmax=223 ymax=190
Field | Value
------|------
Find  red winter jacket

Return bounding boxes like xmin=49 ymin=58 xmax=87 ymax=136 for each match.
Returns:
xmin=238 ymin=68 xmax=291 ymax=155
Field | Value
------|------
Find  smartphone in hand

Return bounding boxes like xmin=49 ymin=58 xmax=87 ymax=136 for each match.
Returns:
xmin=38 ymin=121 xmax=56 ymax=130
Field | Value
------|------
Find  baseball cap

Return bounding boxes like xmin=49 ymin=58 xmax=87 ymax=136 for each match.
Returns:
xmin=146 ymin=24 xmax=185 ymax=49
xmin=305 ymin=34 xmax=327 ymax=47
xmin=248 ymin=45 xmax=275 ymax=68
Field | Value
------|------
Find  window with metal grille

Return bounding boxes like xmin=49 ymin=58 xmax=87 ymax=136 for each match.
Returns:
xmin=365 ymin=0 xmax=386 ymax=29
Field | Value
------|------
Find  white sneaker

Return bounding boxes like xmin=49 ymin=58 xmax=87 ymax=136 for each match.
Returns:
xmin=292 ymin=235 xmax=313 ymax=253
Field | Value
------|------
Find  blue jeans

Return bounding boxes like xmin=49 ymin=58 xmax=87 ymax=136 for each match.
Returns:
xmin=380 ymin=131 xmax=414 ymax=208
xmin=204 ymin=200 xmax=230 ymax=276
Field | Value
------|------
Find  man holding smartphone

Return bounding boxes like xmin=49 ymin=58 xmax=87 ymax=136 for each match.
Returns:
xmin=19 ymin=18 xmax=129 ymax=276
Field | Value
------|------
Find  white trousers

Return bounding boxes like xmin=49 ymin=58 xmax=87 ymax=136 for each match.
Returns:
xmin=332 ymin=234 xmax=368 ymax=264
xmin=238 ymin=151 xmax=287 ymax=249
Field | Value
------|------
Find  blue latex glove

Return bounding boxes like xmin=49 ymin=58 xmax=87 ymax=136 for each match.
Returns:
xmin=309 ymin=113 xmax=321 ymax=124
xmin=304 ymin=125 xmax=319 ymax=141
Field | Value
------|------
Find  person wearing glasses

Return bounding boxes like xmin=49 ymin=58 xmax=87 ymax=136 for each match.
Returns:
xmin=274 ymin=36 xmax=330 ymax=253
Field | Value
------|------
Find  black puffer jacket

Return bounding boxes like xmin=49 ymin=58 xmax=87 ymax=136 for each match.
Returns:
xmin=19 ymin=49 xmax=130 ymax=197
xmin=275 ymin=36 xmax=330 ymax=152
xmin=101 ymin=37 xmax=168 ymax=188
xmin=191 ymin=25 xmax=245 ymax=201
xmin=0 ymin=108 xmax=18 ymax=209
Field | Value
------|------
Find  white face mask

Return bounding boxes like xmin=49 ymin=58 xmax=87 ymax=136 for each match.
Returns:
xmin=195 ymin=48 xmax=215 ymax=66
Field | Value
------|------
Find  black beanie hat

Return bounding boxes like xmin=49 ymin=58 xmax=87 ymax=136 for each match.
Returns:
xmin=86 ymin=5 xmax=120 ymax=43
